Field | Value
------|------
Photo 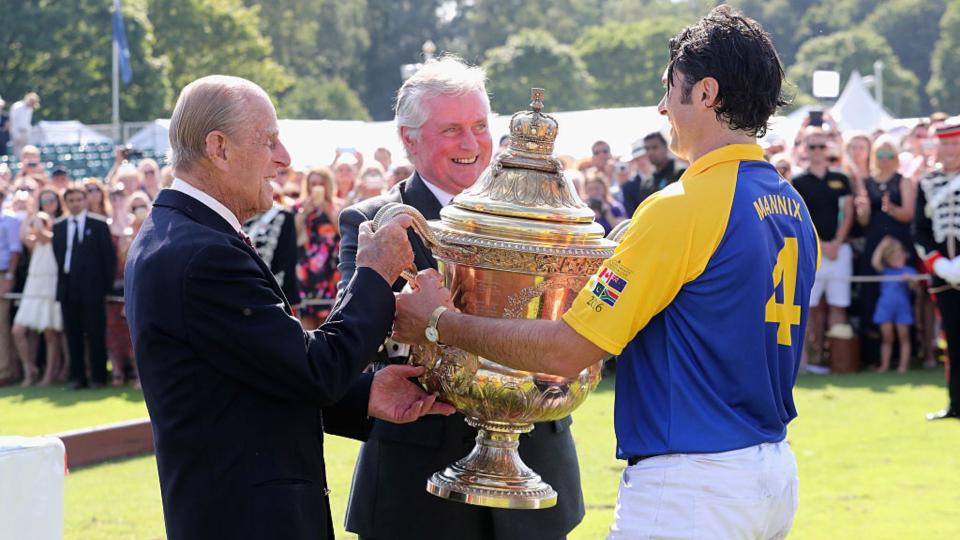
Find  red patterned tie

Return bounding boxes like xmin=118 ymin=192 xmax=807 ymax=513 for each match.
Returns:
xmin=238 ymin=230 xmax=255 ymax=249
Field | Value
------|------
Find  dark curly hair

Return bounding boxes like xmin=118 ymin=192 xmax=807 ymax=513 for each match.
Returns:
xmin=667 ymin=4 xmax=788 ymax=137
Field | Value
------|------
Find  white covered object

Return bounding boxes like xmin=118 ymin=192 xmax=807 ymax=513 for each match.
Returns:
xmin=0 ymin=436 xmax=65 ymax=540
xmin=33 ymin=121 xmax=112 ymax=145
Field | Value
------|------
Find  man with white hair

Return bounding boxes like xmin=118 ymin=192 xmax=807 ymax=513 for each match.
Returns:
xmin=337 ymin=57 xmax=585 ymax=540
xmin=125 ymin=75 xmax=454 ymax=540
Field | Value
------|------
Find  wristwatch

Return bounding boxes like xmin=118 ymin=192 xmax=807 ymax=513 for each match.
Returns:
xmin=425 ymin=306 xmax=448 ymax=344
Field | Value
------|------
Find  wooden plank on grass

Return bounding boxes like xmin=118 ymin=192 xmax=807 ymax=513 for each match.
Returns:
xmin=52 ymin=418 xmax=153 ymax=468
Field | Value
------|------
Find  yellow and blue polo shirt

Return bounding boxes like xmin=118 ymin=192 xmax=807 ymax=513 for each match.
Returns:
xmin=563 ymin=144 xmax=820 ymax=458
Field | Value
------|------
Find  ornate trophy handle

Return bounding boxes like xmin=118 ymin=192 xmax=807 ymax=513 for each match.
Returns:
xmin=371 ymin=202 xmax=439 ymax=282
xmin=606 ymin=218 xmax=632 ymax=243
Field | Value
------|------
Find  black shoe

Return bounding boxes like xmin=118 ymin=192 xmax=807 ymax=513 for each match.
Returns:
xmin=89 ymin=381 xmax=105 ymax=390
xmin=926 ymin=408 xmax=959 ymax=421
xmin=71 ymin=381 xmax=89 ymax=390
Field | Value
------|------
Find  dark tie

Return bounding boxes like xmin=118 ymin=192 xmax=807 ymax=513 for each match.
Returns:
xmin=238 ymin=230 xmax=255 ymax=249
xmin=72 ymin=218 xmax=82 ymax=248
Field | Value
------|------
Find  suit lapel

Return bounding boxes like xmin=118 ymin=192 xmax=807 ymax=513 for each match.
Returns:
xmin=400 ymin=173 xmax=442 ymax=271
xmin=154 ymin=189 xmax=293 ymax=315
xmin=401 ymin=173 xmax=443 ymax=220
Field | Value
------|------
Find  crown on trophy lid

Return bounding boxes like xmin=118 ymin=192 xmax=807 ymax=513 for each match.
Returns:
xmin=508 ymin=88 xmax=559 ymax=156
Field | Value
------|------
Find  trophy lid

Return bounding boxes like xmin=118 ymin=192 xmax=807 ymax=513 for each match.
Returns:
xmin=439 ymin=89 xmax=610 ymax=249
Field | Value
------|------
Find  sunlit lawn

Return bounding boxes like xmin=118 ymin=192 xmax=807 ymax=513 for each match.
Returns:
xmin=4 ymin=369 xmax=960 ymax=539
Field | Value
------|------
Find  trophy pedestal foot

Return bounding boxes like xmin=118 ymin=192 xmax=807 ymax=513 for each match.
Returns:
xmin=425 ymin=420 xmax=557 ymax=509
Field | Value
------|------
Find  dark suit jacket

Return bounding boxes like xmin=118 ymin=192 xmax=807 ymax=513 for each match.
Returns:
xmin=52 ymin=212 xmax=115 ymax=303
xmin=337 ymin=173 xmax=585 ymax=540
xmin=620 ymin=176 xmax=643 ymax=218
xmin=125 ymin=189 xmax=395 ymax=540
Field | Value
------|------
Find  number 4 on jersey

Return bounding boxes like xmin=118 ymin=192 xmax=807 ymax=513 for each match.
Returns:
xmin=765 ymin=237 xmax=801 ymax=346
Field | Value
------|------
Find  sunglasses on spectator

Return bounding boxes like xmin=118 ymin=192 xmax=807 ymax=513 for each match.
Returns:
xmin=875 ymin=151 xmax=897 ymax=159
xmin=143 ymin=170 xmax=156 ymax=176
xmin=131 ymin=205 xmax=148 ymax=212
xmin=807 ymin=144 xmax=827 ymax=150
xmin=85 ymin=186 xmax=100 ymax=193
xmin=40 ymin=196 xmax=57 ymax=205
xmin=25 ymin=161 xmax=39 ymax=167
xmin=592 ymin=148 xmax=610 ymax=155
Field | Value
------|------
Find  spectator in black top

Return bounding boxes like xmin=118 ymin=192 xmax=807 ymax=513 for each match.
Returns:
xmin=854 ymin=135 xmax=918 ymax=368
xmin=643 ymin=131 xmax=685 ymax=196
xmin=619 ymin=139 xmax=651 ymax=217
xmin=792 ymin=126 xmax=855 ymax=371
xmin=626 ymin=132 xmax=687 ymax=212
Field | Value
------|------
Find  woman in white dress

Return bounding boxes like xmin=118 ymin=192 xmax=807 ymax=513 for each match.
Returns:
xmin=12 ymin=211 xmax=63 ymax=386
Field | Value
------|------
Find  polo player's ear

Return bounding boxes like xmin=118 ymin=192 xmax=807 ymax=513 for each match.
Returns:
xmin=699 ymin=77 xmax=720 ymax=109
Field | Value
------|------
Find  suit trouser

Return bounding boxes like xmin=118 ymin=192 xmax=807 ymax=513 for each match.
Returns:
xmin=62 ymin=293 xmax=107 ymax=385
xmin=935 ymin=288 xmax=960 ymax=409
xmin=0 ymin=298 xmax=14 ymax=380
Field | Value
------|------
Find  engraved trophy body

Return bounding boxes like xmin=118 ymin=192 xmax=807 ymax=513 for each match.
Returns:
xmin=374 ymin=90 xmax=627 ymax=509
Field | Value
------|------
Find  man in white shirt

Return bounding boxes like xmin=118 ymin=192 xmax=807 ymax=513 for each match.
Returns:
xmin=336 ymin=56 xmax=586 ymax=540
xmin=52 ymin=183 xmax=115 ymax=389
xmin=9 ymin=93 xmax=39 ymax=161
xmin=123 ymin=75 xmax=452 ymax=540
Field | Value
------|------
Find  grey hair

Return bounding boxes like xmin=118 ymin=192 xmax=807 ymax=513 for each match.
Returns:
xmin=395 ymin=55 xmax=490 ymax=144
xmin=168 ymin=75 xmax=268 ymax=171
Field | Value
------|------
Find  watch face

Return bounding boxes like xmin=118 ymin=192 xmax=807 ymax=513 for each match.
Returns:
xmin=425 ymin=327 xmax=439 ymax=343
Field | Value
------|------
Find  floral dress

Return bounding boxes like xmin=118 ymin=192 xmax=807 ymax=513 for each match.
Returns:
xmin=296 ymin=209 xmax=341 ymax=320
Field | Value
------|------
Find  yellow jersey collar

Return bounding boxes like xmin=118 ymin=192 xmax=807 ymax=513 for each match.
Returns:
xmin=683 ymin=143 xmax=764 ymax=179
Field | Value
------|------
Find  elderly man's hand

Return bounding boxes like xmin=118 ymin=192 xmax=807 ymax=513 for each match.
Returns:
xmin=392 ymin=269 xmax=454 ymax=345
xmin=368 ymin=364 xmax=456 ymax=423
xmin=356 ymin=214 xmax=415 ymax=284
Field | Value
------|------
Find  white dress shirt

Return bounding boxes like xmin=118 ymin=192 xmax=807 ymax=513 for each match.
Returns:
xmin=64 ymin=211 xmax=87 ymax=274
xmin=420 ymin=177 xmax=456 ymax=207
xmin=169 ymin=178 xmax=242 ymax=233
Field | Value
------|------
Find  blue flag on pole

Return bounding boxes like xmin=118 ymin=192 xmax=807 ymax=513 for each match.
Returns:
xmin=113 ymin=0 xmax=132 ymax=84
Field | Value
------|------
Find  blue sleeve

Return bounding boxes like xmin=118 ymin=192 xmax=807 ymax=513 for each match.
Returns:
xmin=8 ymin=219 xmax=22 ymax=253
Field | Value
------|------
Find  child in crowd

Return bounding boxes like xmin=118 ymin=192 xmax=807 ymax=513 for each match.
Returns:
xmin=871 ymin=236 xmax=918 ymax=373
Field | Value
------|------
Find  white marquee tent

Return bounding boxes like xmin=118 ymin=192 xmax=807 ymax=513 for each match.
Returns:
xmin=32 ymin=121 xmax=112 ymax=145
xmin=762 ymin=70 xmax=903 ymax=147
xmin=125 ymin=105 xmax=669 ymax=169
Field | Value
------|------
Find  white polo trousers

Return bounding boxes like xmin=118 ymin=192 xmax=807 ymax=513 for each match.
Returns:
xmin=607 ymin=441 xmax=799 ymax=540
xmin=809 ymin=243 xmax=853 ymax=308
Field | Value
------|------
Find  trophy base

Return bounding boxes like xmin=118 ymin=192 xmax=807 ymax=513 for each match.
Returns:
xmin=425 ymin=419 xmax=558 ymax=509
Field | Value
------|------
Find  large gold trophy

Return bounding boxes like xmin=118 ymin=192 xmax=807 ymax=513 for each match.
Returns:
xmin=374 ymin=89 xmax=628 ymax=509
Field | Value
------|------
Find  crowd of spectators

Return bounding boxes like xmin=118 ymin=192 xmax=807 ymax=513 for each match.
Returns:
xmin=0 ymin=104 xmax=953 ymax=389
xmin=776 ymin=111 xmax=951 ymax=374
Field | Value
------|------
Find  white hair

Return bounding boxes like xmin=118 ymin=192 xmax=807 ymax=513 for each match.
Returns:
xmin=168 ymin=75 xmax=270 ymax=171
xmin=395 ymin=56 xmax=490 ymax=143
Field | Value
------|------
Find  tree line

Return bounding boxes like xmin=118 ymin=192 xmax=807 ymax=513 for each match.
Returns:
xmin=1 ymin=0 xmax=956 ymax=124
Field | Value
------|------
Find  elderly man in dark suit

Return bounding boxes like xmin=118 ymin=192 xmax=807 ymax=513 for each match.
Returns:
xmin=53 ymin=183 xmax=115 ymax=389
xmin=125 ymin=75 xmax=454 ymax=540
xmin=338 ymin=57 xmax=585 ymax=540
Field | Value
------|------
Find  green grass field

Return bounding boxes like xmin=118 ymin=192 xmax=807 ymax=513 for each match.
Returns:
xmin=3 ymin=370 xmax=960 ymax=539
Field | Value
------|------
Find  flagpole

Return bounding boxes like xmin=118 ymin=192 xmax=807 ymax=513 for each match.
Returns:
xmin=112 ymin=37 xmax=120 ymax=142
